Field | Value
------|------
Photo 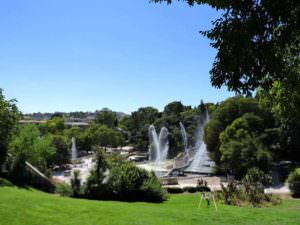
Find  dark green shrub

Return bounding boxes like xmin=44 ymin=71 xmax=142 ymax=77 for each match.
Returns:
xmin=55 ymin=182 xmax=72 ymax=197
xmin=183 ymin=186 xmax=197 ymax=193
xmin=140 ymin=172 xmax=168 ymax=202
xmin=165 ymin=187 xmax=184 ymax=194
xmin=85 ymin=150 xmax=167 ymax=202
xmin=287 ymin=168 xmax=300 ymax=197
xmin=109 ymin=162 xmax=148 ymax=201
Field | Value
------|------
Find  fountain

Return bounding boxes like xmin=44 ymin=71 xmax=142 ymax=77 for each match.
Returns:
xmin=71 ymin=137 xmax=77 ymax=161
xmin=148 ymin=125 xmax=169 ymax=163
xmin=136 ymin=125 xmax=171 ymax=177
xmin=185 ymin=110 xmax=214 ymax=173
xmin=179 ymin=122 xmax=189 ymax=154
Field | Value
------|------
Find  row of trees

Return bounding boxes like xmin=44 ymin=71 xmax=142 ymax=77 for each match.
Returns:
xmin=119 ymin=101 xmax=210 ymax=157
xmin=0 ymin=104 xmax=126 ymax=184
xmin=152 ymin=0 xmax=300 ymax=180
xmin=203 ymin=95 xmax=300 ymax=178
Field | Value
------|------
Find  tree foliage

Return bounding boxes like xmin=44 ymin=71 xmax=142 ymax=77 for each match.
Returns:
xmin=48 ymin=134 xmax=70 ymax=166
xmin=95 ymin=108 xmax=118 ymax=128
xmin=220 ymin=113 xmax=272 ymax=177
xmin=39 ymin=117 xmax=66 ymax=135
xmin=153 ymin=0 xmax=300 ymax=164
xmin=124 ymin=102 xmax=208 ymax=157
xmin=85 ymin=150 xmax=167 ymax=202
xmin=0 ymin=89 xmax=19 ymax=168
xmin=9 ymin=124 xmax=55 ymax=172
xmin=153 ymin=0 xmax=300 ymax=93
xmin=204 ymin=96 xmax=273 ymax=165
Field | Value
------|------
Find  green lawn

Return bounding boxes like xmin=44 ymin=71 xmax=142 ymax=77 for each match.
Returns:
xmin=0 ymin=187 xmax=300 ymax=225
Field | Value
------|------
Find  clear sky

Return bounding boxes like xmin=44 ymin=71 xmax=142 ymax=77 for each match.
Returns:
xmin=0 ymin=0 xmax=233 ymax=114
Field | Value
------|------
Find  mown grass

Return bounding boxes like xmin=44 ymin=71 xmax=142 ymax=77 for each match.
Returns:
xmin=0 ymin=187 xmax=299 ymax=225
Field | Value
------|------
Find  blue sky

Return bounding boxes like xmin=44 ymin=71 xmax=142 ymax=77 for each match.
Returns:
xmin=0 ymin=0 xmax=233 ymax=113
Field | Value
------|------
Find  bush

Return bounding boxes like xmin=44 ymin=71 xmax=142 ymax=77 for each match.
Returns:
xmin=183 ymin=186 xmax=197 ymax=193
xmin=85 ymin=151 xmax=167 ymax=202
xmin=165 ymin=187 xmax=184 ymax=194
xmin=287 ymin=168 xmax=300 ymax=197
xmin=55 ymin=182 xmax=72 ymax=197
xmin=140 ymin=172 xmax=168 ymax=202
xmin=220 ymin=179 xmax=239 ymax=205
xmin=242 ymin=168 xmax=272 ymax=206
xmin=264 ymin=194 xmax=282 ymax=206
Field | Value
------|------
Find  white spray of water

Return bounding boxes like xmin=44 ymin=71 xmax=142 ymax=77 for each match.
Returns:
xmin=187 ymin=110 xmax=210 ymax=171
xmin=71 ymin=137 xmax=77 ymax=161
xmin=148 ymin=125 xmax=169 ymax=163
xmin=179 ymin=122 xmax=188 ymax=154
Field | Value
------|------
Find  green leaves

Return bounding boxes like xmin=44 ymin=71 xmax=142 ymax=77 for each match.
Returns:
xmin=9 ymin=124 xmax=55 ymax=172
xmin=0 ymin=89 xmax=19 ymax=166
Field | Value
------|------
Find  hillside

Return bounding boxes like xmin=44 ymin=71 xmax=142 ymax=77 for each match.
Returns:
xmin=0 ymin=187 xmax=300 ymax=225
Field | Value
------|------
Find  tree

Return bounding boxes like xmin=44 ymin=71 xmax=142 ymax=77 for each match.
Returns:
xmin=153 ymin=0 xmax=300 ymax=94
xmin=48 ymin=134 xmax=70 ymax=166
xmin=95 ymin=108 xmax=118 ymax=128
xmin=126 ymin=107 xmax=161 ymax=150
xmin=85 ymin=148 xmax=110 ymax=199
xmin=0 ymin=89 xmax=19 ymax=168
xmin=204 ymin=96 xmax=273 ymax=164
xmin=219 ymin=113 xmax=272 ymax=177
xmin=87 ymin=123 xmax=124 ymax=148
xmin=9 ymin=124 xmax=55 ymax=172
xmin=258 ymin=80 xmax=300 ymax=161
xmin=42 ymin=117 xmax=66 ymax=134
xmin=153 ymin=0 xmax=300 ymax=163
xmin=164 ymin=101 xmax=185 ymax=116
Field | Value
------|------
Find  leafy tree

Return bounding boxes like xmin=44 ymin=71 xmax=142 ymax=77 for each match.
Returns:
xmin=41 ymin=117 xmax=66 ymax=134
xmin=258 ymin=79 xmax=300 ymax=161
xmin=64 ymin=126 xmax=91 ymax=152
xmin=9 ymin=124 xmax=55 ymax=172
xmin=64 ymin=126 xmax=82 ymax=139
xmin=118 ymin=116 xmax=131 ymax=131
xmin=0 ymin=89 xmax=19 ymax=169
xmin=85 ymin=148 xmax=111 ymax=199
xmin=95 ymin=108 xmax=118 ymax=128
xmin=124 ymin=102 xmax=208 ymax=157
xmin=87 ymin=123 xmax=124 ymax=148
xmin=219 ymin=113 xmax=272 ymax=177
xmin=48 ymin=134 xmax=70 ymax=166
xmin=153 ymin=0 xmax=300 ymax=94
xmin=164 ymin=101 xmax=186 ymax=116
xmin=204 ymin=96 xmax=273 ymax=164
xmin=126 ymin=107 xmax=161 ymax=150
xmin=153 ymin=0 xmax=300 ymax=163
